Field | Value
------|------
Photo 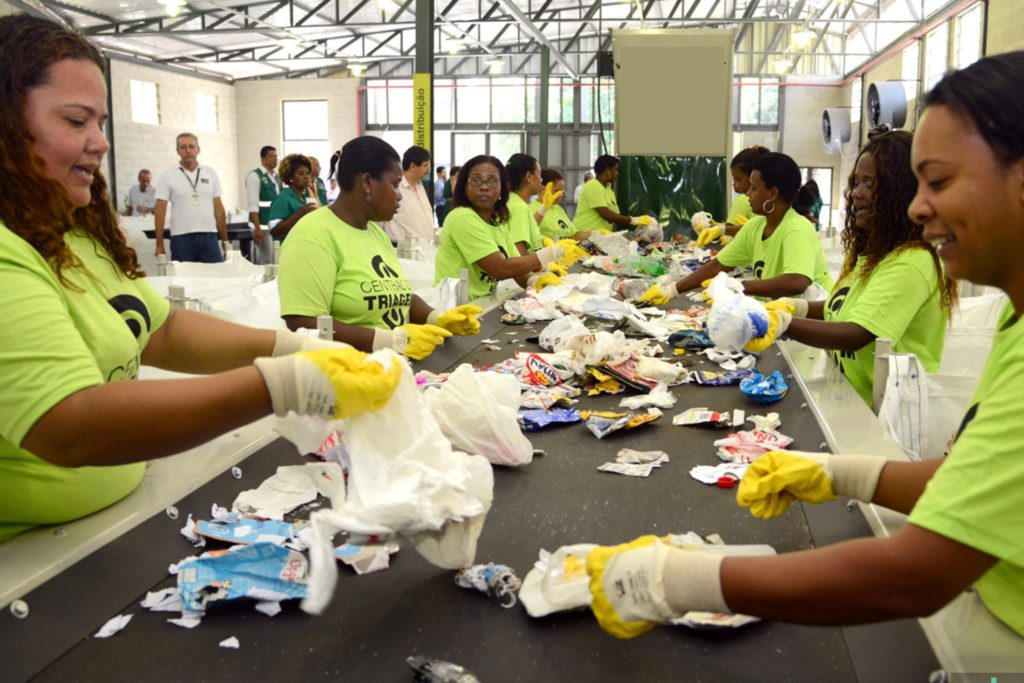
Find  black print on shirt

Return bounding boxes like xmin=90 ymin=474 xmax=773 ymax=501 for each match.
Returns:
xmin=952 ymin=403 xmax=979 ymax=444
xmin=371 ymin=255 xmax=400 ymax=279
xmin=827 ymin=287 xmax=854 ymax=370
xmin=107 ymin=294 xmax=151 ymax=339
xmin=753 ymin=260 xmax=765 ymax=279
xmin=362 ymin=255 xmax=409 ymax=326
xmin=480 ymin=245 xmax=510 ymax=288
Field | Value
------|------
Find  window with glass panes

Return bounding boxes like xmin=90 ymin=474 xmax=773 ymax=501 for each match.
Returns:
xmin=953 ymin=3 xmax=982 ymax=70
xmin=282 ymin=100 xmax=331 ymax=185
xmin=924 ymin=23 xmax=949 ymax=91
xmin=737 ymin=77 xmax=779 ymax=126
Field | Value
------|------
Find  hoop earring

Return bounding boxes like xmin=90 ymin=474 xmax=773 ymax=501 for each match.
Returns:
xmin=364 ymin=191 xmax=372 ymax=204
xmin=762 ymin=199 xmax=775 ymax=214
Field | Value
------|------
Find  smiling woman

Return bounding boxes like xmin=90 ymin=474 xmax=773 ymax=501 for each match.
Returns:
xmin=0 ymin=15 xmax=404 ymax=542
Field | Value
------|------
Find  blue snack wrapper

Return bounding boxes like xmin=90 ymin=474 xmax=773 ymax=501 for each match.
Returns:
xmin=194 ymin=515 xmax=296 ymax=546
xmin=177 ymin=543 xmax=309 ymax=612
xmin=691 ymin=369 xmax=754 ymax=386
xmin=518 ymin=407 xmax=582 ymax=431
xmin=739 ymin=370 xmax=789 ymax=404
xmin=747 ymin=311 xmax=769 ymax=338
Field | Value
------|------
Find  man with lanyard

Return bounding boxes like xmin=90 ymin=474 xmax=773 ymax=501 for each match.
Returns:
xmin=574 ymin=155 xmax=653 ymax=233
xmin=245 ymin=145 xmax=280 ymax=264
xmin=126 ymin=169 xmax=156 ymax=216
xmin=154 ymin=133 xmax=228 ymax=263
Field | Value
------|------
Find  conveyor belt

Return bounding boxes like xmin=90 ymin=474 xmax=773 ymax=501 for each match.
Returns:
xmin=2 ymin=304 xmax=939 ymax=681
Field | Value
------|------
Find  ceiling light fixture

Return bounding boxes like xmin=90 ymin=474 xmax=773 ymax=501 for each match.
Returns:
xmin=772 ymin=57 xmax=793 ymax=74
xmin=157 ymin=0 xmax=187 ymax=17
xmin=348 ymin=63 xmax=368 ymax=77
xmin=792 ymin=28 xmax=816 ymax=50
xmin=485 ymin=57 xmax=504 ymax=73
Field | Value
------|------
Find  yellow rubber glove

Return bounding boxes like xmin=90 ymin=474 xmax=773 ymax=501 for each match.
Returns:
xmin=742 ymin=309 xmax=792 ymax=353
xmin=555 ymin=239 xmax=588 ymax=269
xmin=736 ymin=450 xmax=837 ymax=519
xmin=528 ymin=272 xmax=564 ymax=291
xmin=699 ymin=278 xmax=714 ymax=303
xmin=765 ymin=297 xmax=809 ymax=318
xmin=586 ymin=535 xmax=667 ymax=639
xmin=541 ymin=235 xmax=555 ymax=248
xmin=430 ymin=304 xmax=484 ymax=336
xmin=637 ymin=283 xmax=676 ymax=306
xmin=547 ymin=261 xmax=569 ymax=277
xmin=592 ymin=228 xmax=612 ymax=235
xmin=541 ymin=181 xmax=563 ymax=210
xmin=254 ymin=347 xmax=403 ymax=420
xmin=695 ymin=225 xmax=722 ymax=248
xmin=720 ymin=234 xmax=733 ymax=245
xmin=394 ymin=324 xmax=452 ymax=360
xmin=629 ymin=215 xmax=654 ymax=227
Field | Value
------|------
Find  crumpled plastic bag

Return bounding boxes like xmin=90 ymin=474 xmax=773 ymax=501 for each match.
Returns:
xmin=634 ymin=220 xmax=664 ymax=244
xmin=424 ymin=365 xmax=534 ymax=467
xmin=705 ymin=273 xmax=769 ymax=353
xmin=539 ymin=316 xmax=591 ymax=352
xmin=690 ymin=211 xmax=714 ymax=233
xmin=300 ymin=351 xmax=494 ymax=615
xmin=589 ymin=231 xmax=631 ymax=258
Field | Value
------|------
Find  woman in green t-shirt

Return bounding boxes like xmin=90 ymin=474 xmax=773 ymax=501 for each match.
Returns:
xmin=581 ymin=51 xmax=1024 ymax=641
xmin=269 ymin=153 xmax=316 ymax=242
xmin=279 ymin=137 xmax=484 ymax=360
xmin=530 ymin=169 xmax=592 ymax=242
xmin=753 ymin=131 xmax=958 ymax=404
xmin=434 ymin=154 xmax=568 ymax=299
xmin=0 ymin=16 xmax=401 ymax=542
xmin=642 ymin=152 xmax=829 ymax=304
xmin=694 ymin=145 xmax=769 ymax=247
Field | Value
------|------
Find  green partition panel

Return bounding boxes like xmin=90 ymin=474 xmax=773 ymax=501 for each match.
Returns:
xmin=616 ymin=155 xmax=727 ymax=239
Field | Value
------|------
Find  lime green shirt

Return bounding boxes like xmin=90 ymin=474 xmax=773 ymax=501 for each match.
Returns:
xmin=717 ymin=208 xmax=833 ymax=291
xmin=574 ymin=178 xmax=618 ymax=233
xmin=0 ymin=224 xmax=168 ymax=542
xmin=507 ymin=193 xmax=542 ymax=253
xmin=909 ymin=306 xmax=1024 ymax=637
xmin=530 ymin=200 xmax=576 ymax=240
xmin=727 ymin=194 xmax=753 ymax=223
xmin=278 ymin=207 xmax=413 ymax=330
xmin=824 ymin=249 xmax=946 ymax=404
xmin=435 ymin=207 xmax=517 ymax=300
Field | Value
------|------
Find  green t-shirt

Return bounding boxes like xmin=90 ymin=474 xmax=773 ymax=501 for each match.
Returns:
xmin=278 ymin=207 xmax=413 ymax=330
xmin=823 ymin=249 xmax=946 ymax=405
xmin=727 ymin=194 xmax=752 ymax=223
xmin=435 ymin=207 xmax=517 ymax=300
xmin=268 ymin=187 xmax=307 ymax=242
xmin=530 ymin=200 xmax=576 ymax=240
xmin=574 ymin=179 xmax=618 ymax=233
xmin=908 ymin=306 xmax=1024 ymax=637
xmin=507 ymin=192 xmax=542 ymax=253
xmin=0 ymin=224 xmax=168 ymax=542
xmin=717 ymin=208 xmax=833 ymax=291
xmin=316 ymin=177 xmax=328 ymax=206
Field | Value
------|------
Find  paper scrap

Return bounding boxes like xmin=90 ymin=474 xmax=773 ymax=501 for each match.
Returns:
xmin=616 ymin=448 xmax=670 ymax=466
xmin=255 ymin=601 xmax=282 ymax=617
xmin=748 ymin=412 xmax=782 ymax=430
xmin=93 ymin=614 xmax=132 ymax=639
xmin=598 ymin=462 xmax=655 ymax=477
xmin=140 ymin=588 xmax=183 ymax=613
xmin=219 ymin=636 xmax=240 ymax=649
xmin=168 ymin=613 xmax=203 ymax=629
xmin=689 ymin=463 xmax=749 ymax=485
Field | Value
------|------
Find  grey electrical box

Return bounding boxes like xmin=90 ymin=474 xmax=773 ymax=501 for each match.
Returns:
xmin=613 ymin=29 xmax=733 ymax=156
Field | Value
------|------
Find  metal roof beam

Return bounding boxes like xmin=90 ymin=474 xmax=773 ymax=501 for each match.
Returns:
xmin=493 ymin=0 xmax=577 ymax=79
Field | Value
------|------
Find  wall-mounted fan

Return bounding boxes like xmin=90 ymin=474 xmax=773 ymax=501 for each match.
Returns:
xmin=867 ymin=81 xmax=908 ymax=129
xmin=822 ymin=107 xmax=851 ymax=154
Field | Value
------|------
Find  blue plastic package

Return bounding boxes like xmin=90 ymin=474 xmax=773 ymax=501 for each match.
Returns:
xmin=739 ymin=370 xmax=789 ymax=404
xmin=691 ymin=369 xmax=753 ymax=386
xmin=668 ymin=329 xmax=714 ymax=350
xmin=747 ymin=311 xmax=769 ymax=338
xmin=177 ymin=543 xmax=309 ymax=612
xmin=518 ymin=407 xmax=582 ymax=431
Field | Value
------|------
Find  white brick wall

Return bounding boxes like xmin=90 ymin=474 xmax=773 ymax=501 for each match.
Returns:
xmin=234 ymin=76 xmax=359 ymax=202
xmin=109 ymin=59 xmax=239 ymax=213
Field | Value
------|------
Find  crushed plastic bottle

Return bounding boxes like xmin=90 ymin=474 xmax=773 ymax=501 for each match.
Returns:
xmin=407 ymin=656 xmax=481 ymax=683
xmin=613 ymin=255 xmax=667 ymax=277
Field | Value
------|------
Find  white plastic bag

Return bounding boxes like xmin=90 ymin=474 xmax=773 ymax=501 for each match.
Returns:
xmin=539 ymin=316 xmax=591 ymax=352
xmin=424 ymin=365 xmax=534 ymax=467
xmin=301 ymin=351 xmax=494 ymax=614
xmin=634 ymin=219 xmax=663 ymax=244
xmin=588 ymin=231 xmax=631 ymax=258
xmin=705 ymin=273 xmax=769 ymax=352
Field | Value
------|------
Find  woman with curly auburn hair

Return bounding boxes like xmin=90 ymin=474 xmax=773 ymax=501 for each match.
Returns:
xmin=764 ymin=130 xmax=957 ymax=405
xmin=0 ymin=15 xmax=402 ymax=543
xmin=268 ymin=153 xmax=316 ymax=241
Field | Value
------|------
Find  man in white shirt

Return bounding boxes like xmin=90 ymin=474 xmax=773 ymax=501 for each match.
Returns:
xmin=154 ymin=132 xmax=228 ymax=263
xmin=381 ymin=145 xmax=435 ymax=246
xmin=573 ymin=171 xmax=594 ymax=205
xmin=433 ymin=165 xmax=447 ymax=226
xmin=244 ymin=145 xmax=280 ymax=264
xmin=126 ymin=169 xmax=156 ymax=216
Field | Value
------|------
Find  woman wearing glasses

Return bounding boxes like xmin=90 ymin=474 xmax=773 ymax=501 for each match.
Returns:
xmin=278 ymin=136 xmax=484 ymax=360
xmin=434 ymin=154 xmax=566 ymax=299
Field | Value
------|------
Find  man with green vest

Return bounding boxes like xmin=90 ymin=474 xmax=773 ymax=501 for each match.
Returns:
xmin=245 ymin=145 xmax=281 ymax=264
